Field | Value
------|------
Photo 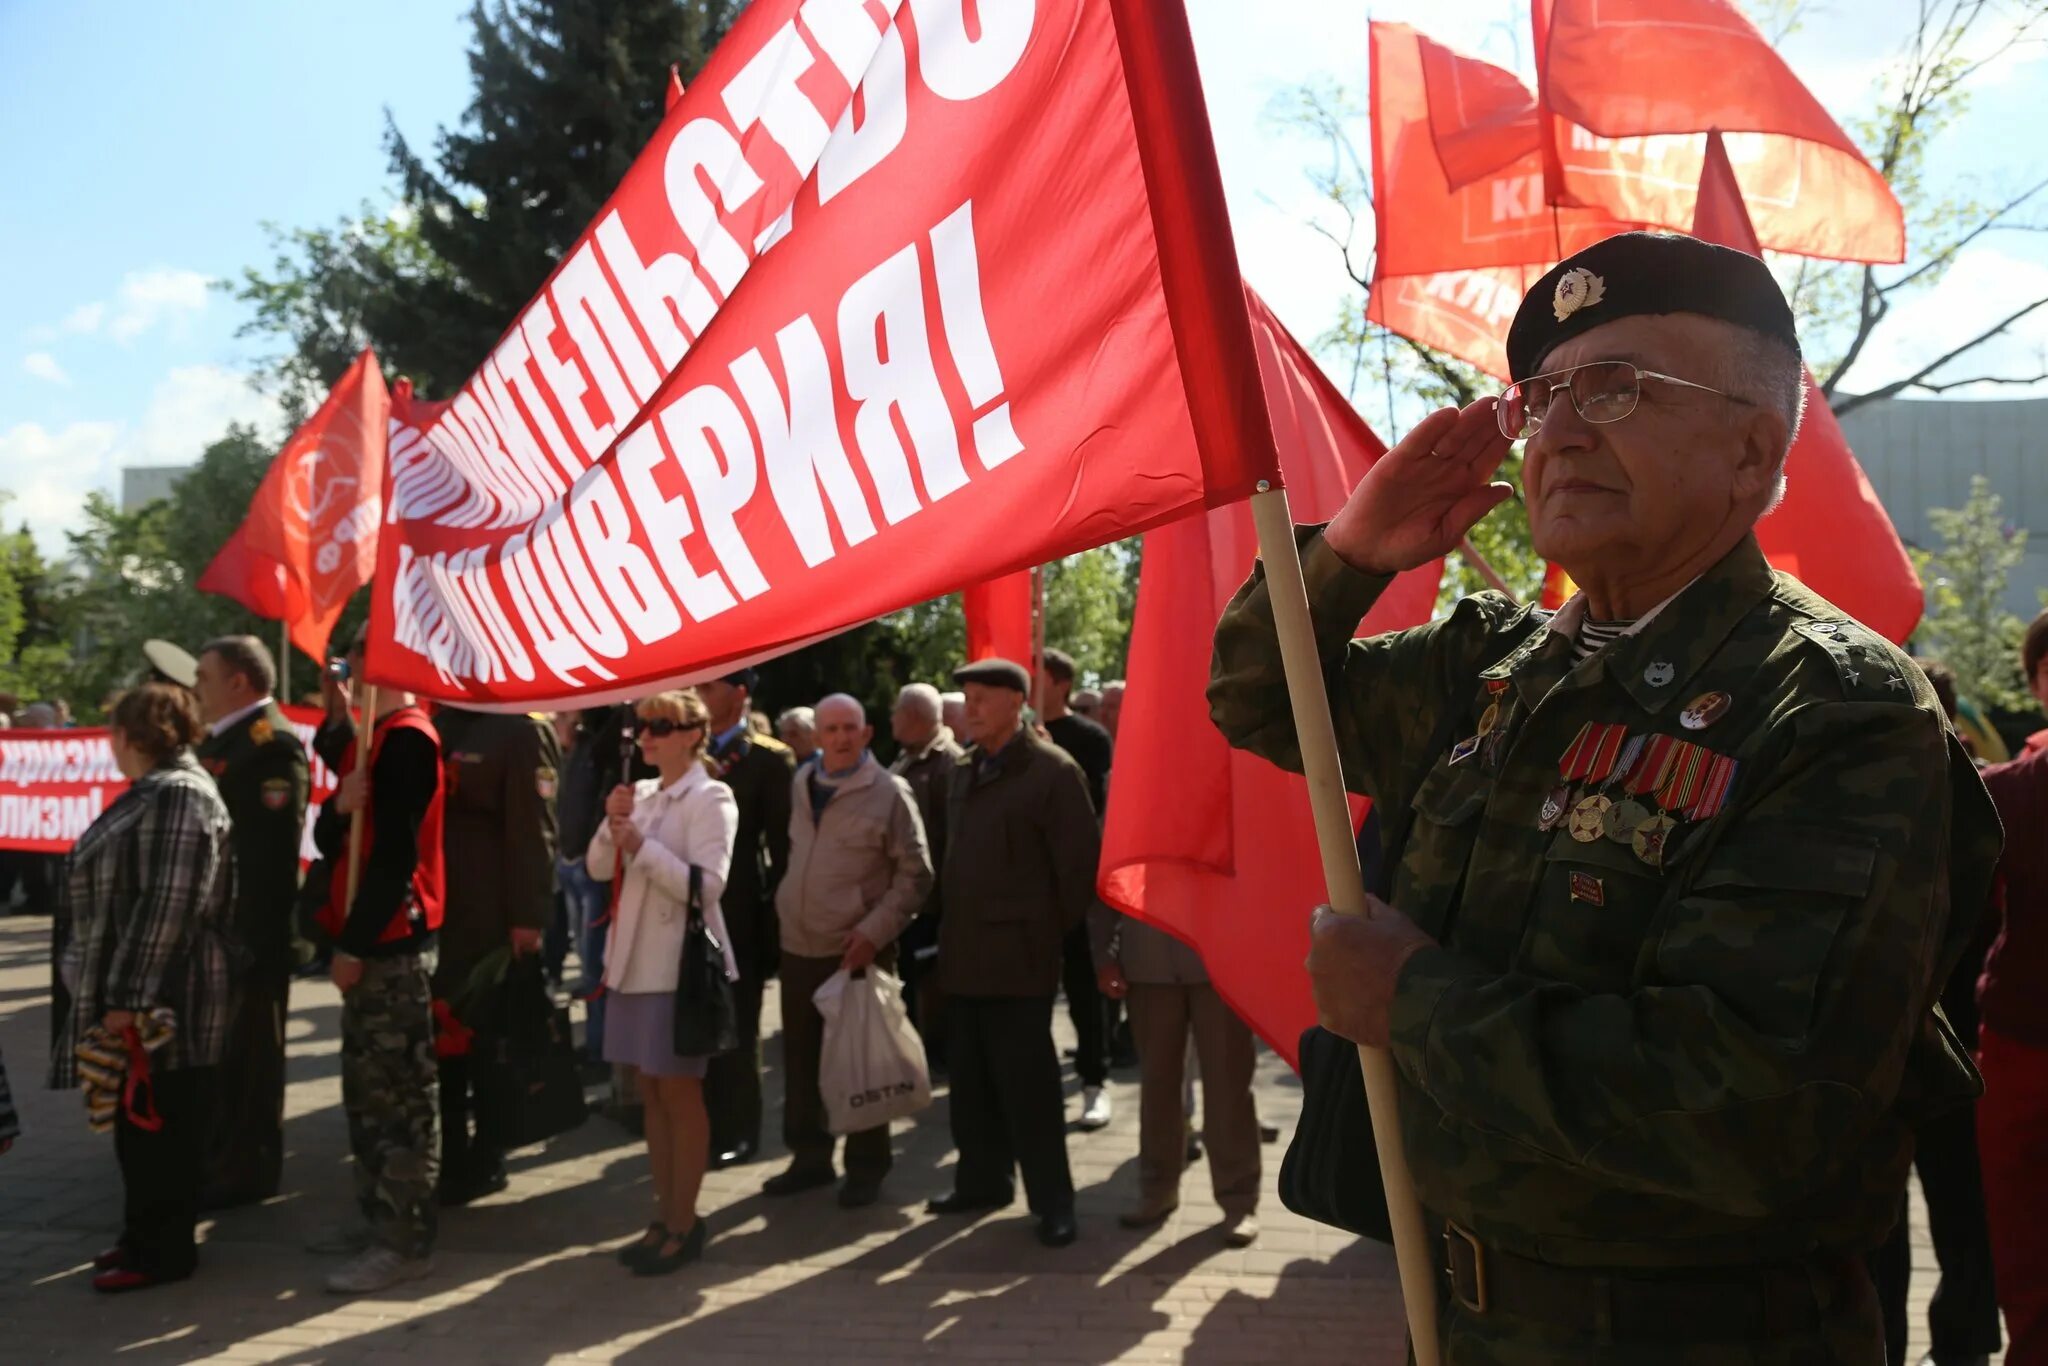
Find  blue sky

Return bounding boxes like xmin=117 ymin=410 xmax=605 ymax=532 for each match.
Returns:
xmin=2 ymin=0 xmax=2043 ymax=553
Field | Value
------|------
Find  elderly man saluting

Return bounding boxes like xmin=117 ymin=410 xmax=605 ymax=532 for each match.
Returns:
xmin=1211 ymin=233 xmax=2000 ymax=1363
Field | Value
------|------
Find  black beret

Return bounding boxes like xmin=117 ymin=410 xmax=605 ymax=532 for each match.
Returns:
xmin=953 ymin=658 xmax=1030 ymax=694
xmin=1506 ymin=231 xmax=1800 ymax=382
xmin=718 ymin=667 xmax=759 ymax=692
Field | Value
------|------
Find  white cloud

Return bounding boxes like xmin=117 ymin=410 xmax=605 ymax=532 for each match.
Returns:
xmin=52 ymin=269 xmax=213 ymax=346
xmin=0 ymin=365 xmax=278 ymax=553
xmin=21 ymin=352 xmax=68 ymax=386
xmin=1846 ymin=247 xmax=2048 ymax=399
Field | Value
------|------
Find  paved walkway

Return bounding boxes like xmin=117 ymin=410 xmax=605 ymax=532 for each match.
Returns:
xmin=0 ymin=915 xmax=1982 ymax=1362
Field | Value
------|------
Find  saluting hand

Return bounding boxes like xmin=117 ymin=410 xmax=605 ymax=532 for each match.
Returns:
xmin=1306 ymin=898 xmax=1435 ymax=1050
xmin=1323 ymin=399 xmax=1516 ymax=576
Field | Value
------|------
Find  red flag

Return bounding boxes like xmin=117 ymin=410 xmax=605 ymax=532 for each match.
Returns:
xmin=196 ymin=525 xmax=292 ymax=621
xmin=962 ymin=571 xmax=1033 ymax=665
xmin=1099 ymin=287 xmax=1442 ymax=1067
xmin=1688 ymin=133 xmax=1920 ymax=641
xmin=366 ymin=1 xmax=1278 ymax=707
xmin=1534 ymin=0 xmax=1903 ymax=263
xmin=198 ymin=349 xmax=390 ymax=662
xmin=1539 ymin=561 xmax=1576 ymax=611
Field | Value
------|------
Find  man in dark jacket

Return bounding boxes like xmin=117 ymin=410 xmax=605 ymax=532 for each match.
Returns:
xmin=928 ymin=658 xmax=1100 ymax=1248
xmin=889 ymin=682 xmax=963 ymax=1063
xmin=556 ymin=707 xmax=643 ymax=1071
xmin=431 ymin=706 xmax=559 ymax=1204
xmin=191 ymin=636 xmax=310 ymax=1210
xmin=697 ymin=668 xmax=794 ymax=1167
xmin=1039 ymin=646 xmax=1117 ymax=1129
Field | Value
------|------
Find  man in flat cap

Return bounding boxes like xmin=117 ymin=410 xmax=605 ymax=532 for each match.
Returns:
xmin=1211 ymin=231 xmax=2000 ymax=1362
xmin=696 ymin=667 xmax=793 ymax=1167
xmin=927 ymin=658 xmax=1099 ymax=1248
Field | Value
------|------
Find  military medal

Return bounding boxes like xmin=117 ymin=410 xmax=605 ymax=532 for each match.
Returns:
xmin=1656 ymin=742 xmax=1711 ymax=816
xmin=1601 ymin=798 xmax=1650 ymax=842
xmin=1632 ymin=814 xmax=1677 ymax=866
xmin=1681 ymin=753 xmax=1739 ymax=821
xmin=1448 ymin=734 xmax=1483 ymax=766
xmin=1539 ymin=785 xmax=1571 ymax=830
xmin=1679 ymin=691 xmax=1731 ymax=731
xmin=1568 ymin=871 xmax=1605 ymax=906
xmin=1568 ymin=793 xmax=1612 ymax=842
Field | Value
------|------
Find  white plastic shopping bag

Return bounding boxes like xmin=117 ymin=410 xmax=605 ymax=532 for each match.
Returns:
xmin=814 ymin=967 xmax=932 ymax=1134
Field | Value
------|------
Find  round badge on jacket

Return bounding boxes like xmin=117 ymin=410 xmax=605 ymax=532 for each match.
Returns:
xmin=1679 ymin=691 xmax=1731 ymax=731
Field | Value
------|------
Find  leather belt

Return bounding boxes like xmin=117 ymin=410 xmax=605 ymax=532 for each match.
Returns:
xmin=1441 ymin=1220 xmax=1826 ymax=1344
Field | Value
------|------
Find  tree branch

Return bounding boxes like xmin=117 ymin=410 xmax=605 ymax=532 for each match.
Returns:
xmin=1831 ymin=293 xmax=2048 ymax=416
xmin=1912 ymin=370 xmax=2048 ymax=394
xmin=1879 ymin=175 xmax=2048 ymax=296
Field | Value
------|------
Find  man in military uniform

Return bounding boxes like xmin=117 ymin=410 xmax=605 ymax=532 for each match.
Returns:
xmin=191 ymin=636 xmax=310 ymax=1209
xmin=697 ymin=667 xmax=794 ymax=1167
xmin=1210 ymin=233 xmax=2001 ymax=1363
xmin=432 ymin=705 xmax=560 ymax=1204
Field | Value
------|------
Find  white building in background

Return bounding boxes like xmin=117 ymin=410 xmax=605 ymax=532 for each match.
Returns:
xmin=1836 ymin=395 xmax=2047 ymax=620
xmin=119 ymin=465 xmax=192 ymax=513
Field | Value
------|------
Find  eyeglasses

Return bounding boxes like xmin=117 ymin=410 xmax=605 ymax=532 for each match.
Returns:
xmin=634 ymin=717 xmax=704 ymax=738
xmin=1495 ymin=361 xmax=1747 ymax=440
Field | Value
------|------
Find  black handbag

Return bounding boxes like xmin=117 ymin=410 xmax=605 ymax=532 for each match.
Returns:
xmin=1278 ymin=694 xmax=1475 ymax=1242
xmin=471 ymin=955 xmax=588 ymax=1148
xmin=671 ymin=865 xmax=739 ymax=1057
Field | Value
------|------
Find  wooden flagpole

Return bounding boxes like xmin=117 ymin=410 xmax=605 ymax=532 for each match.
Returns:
xmin=343 ymin=685 xmax=379 ymax=908
xmin=1247 ymin=483 xmax=1441 ymax=1366
xmin=278 ymin=621 xmax=291 ymax=705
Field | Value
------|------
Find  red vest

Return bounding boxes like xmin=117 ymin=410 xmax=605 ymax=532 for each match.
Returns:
xmin=319 ymin=705 xmax=446 ymax=946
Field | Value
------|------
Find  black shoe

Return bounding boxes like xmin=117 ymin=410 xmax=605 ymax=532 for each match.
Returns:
xmin=1036 ymin=1211 xmax=1078 ymax=1247
xmin=617 ymin=1222 xmax=667 ymax=1268
xmin=632 ymin=1218 xmax=708 ymax=1276
xmin=926 ymin=1190 xmax=1012 ymax=1216
xmin=838 ymin=1177 xmax=882 ymax=1209
xmin=1185 ymin=1134 xmax=1204 ymax=1166
xmin=710 ymin=1139 xmax=757 ymax=1170
xmin=1259 ymin=1122 xmax=1281 ymax=1144
xmin=438 ymin=1164 xmax=509 ymax=1207
xmin=761 ymin=1164 xmax=836 ymax=1197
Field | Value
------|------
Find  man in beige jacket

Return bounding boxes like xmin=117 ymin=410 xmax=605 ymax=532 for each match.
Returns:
xmin=765 ymin=694 xmax=933 ymax=1208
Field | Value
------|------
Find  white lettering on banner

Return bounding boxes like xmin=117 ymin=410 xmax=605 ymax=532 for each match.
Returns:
xmin=840 ymin=242 xmax=970 ymax=505
xmin=817 ymin=20 xmax=907 ymax=206
xmin=595 ymin=210 xmax=714 ymax=372
xmin=666 ymin=119 xmax=767 ymax=299
xmin=0 ymin=737 xmax=123 ymax=785
xmin=1490 ymin=173 xmax=1541 ymax=223
xmin=660 ymin=385 xmax=772 ymax=601
xmin=553 ymin=241 xmax=662 ymax=417
xmin=568 ymin=467 xmax=685 ymax=644
xmin=723 ymin=21 xmax=837 ymax=174
xmin=929 ymin=201 xmax=1022 ymax=469
xmin=801 ymin=0 xmax=897 ymax=83
xmin=500 ymin=530 xmax=619 ymax=686
xmin=908 ymin=0 xmax=1035 ymax=101
xmin=735 ymin=317 xmax=878 ymax=567
xmin=0 ymin=792 xmax=104 ymax=843
xmin=478 ymin=362 xmax=572 ymax=508
xmin=615 ymin=425 xmax=740 ymax=622
xmin=490 ymin=330 xmax=584 ymax=483
xmin=523 ymin=296 xmax=611 ymax=469
xmin=389 ymin=198 xmax=1020 ymax=688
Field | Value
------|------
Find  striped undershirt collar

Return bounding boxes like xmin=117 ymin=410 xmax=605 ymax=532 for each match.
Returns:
xmin=1544 ymin=577 xmax=1699 ymax=665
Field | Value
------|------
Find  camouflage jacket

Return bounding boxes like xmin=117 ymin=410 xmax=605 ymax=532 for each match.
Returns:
xmin=1210 ymin=529 xmax=2001 ymax=1270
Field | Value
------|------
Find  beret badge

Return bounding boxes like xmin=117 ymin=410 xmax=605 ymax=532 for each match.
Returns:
xmin=1552 ymin=267 xmax=1606 ymax=322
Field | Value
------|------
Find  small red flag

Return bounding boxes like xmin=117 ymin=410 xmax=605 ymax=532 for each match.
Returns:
xmin=1690 ymin=133 xmax=1921 ymax=643
xmin=199 ymin=350 xmax=390 ymax=662
xmin=1099 ymin=287 xmax=1442 ymax=1068
xmin=962 ymin=571 xmax=1033 ymax=667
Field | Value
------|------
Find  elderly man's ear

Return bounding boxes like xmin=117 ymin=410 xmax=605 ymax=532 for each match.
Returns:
xmin=1731 ymin=407 xmax=1791 ymax=504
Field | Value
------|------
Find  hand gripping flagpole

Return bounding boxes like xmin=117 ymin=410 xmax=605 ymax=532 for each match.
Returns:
xmin=1247 ymin=482 xmax=1441 ymax=1366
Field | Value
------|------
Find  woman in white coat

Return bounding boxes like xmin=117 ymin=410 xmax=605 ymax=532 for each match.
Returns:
xmin=587 ymin=688 xmax=738 ymax=1274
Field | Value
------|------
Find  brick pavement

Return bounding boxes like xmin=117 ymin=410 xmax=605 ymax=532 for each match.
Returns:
xmin=0 ymin=915 xmax=1988 ymax=1362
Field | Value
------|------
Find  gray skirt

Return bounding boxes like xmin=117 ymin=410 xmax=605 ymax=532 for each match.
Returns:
xmin=602 ymin=991 xmax=710 ymax=1078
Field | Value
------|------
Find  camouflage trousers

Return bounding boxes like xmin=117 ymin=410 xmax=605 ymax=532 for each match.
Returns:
xmin=340 ymin=951 xmax=438 ymax=1258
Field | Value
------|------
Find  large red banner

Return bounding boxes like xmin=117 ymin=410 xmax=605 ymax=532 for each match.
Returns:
xmin=0 ymin=708 xmax=337 ymax=856
xmin=367 ymin=0 xmax=1276 ymax=707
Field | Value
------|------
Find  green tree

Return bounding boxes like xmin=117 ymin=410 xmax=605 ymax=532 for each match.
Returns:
xmin=234 ymin=0 xmax=739 ymax=399
xmin=1911 ymin=474 xmax=2030 ymax=711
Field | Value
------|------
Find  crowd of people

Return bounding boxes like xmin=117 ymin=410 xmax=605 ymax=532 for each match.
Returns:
xmin=6 ymin=629 xmax=1269 ymax=1301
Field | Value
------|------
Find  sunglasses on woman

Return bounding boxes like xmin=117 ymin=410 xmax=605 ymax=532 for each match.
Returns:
xmin=633 ymin=717 xmax=704 ymax=738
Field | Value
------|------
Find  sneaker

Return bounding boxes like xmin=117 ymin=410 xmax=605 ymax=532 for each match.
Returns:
xmin=1078 ymin=1086 xmax=1112 ymax=1131
xmin=304 ymin=1224 xmax=374 ymax=1256
xmin=325 ymin=1246 xmax=434 ymax=1295
xmin=1221 ymin=1214 xmax=1260 ymax=1248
